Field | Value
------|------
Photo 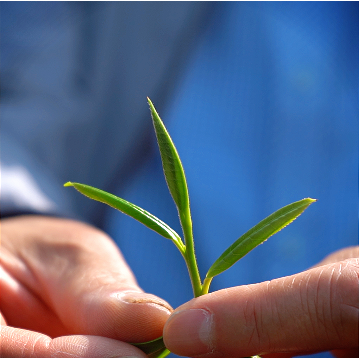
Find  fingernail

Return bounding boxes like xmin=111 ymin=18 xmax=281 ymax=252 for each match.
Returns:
xmin=114 ymin=291 xmax=173 ymax=314
xmin=163 ymin=308 xmax=214 ymax=356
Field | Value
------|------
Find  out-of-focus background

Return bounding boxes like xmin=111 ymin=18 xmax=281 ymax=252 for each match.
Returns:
xmin=1 ymin=3 xmax=358 ymax=356
xmin=105 ymin=1 xmax=357 ymax=306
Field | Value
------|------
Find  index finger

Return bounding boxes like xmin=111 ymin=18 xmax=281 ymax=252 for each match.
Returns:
xmin=163 ymin=258 xmax=359 ymax=357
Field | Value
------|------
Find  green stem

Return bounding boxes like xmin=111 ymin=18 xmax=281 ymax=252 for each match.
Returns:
xmin=180 ymin=208 xmax=202 ymax=297
xmin=201 ymin=276 xmax=213 ymax=295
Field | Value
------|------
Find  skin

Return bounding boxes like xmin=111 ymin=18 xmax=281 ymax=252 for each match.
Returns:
xmin=0 ymin=215 xmax=173 ymax=357
xmin=1 ymin=215 xmax=357 ymax=358
xmin=163 ymin=247 xmax=359 ymax=358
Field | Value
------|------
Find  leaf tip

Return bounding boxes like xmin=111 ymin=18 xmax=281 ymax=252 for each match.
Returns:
xmin=64 ymin=181 xmax=74 ymax=187
xmin=147 ymin=97 xmax=154 ymax=108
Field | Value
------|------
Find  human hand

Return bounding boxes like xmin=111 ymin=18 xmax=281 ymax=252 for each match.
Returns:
xmin=0 ymin=215 xmax=172 ymax=357
xmin=163 ymin=246 xmax=358 ymax=357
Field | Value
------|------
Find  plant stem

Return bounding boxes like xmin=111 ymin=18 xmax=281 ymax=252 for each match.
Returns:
xmin=201 ymin=276 xmax=213 ymax=295
xmin=180 ymin=208 xmax=202 ymax=297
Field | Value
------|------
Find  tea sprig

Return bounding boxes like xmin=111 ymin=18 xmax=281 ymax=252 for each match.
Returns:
xmin=65 ymin=98 xmax=315 ymax=357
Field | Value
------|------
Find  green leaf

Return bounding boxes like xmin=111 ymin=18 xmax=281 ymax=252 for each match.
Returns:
xmin=147 ymin=98 xmax=204 ymax=297
xmin=64 ymin=182 xmax=184 ymax=252
xmin=147 ymin=98 xmax=190 ymax=217
xmin=206 ymin=198 xmax=316 ymax=279
xmin=131 ymin=336 xmax=169 ymax=358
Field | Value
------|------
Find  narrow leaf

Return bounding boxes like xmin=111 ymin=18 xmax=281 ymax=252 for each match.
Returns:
xmin=206 ymin=198 xmax=316 ymax=279
xmin=147 ymin=98 xmax=190 ymax=216
xmin=131 ymin=336 xmax=169 ymax=358
xmin=64 ymin=182 xmax=183 ymax=251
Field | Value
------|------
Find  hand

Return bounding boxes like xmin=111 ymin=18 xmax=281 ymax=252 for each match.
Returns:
xmin=0 ymin=215 xmax=172 ymax=357
xmin=163 ymin=246 xmax=359 ymax=357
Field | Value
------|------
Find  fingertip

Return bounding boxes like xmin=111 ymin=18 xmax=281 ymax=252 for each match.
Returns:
xmin=117 ymin=291 xmax=173 ymax=314
xmin=163 ymin=308 xmax=215 ymax=357
xmin=81 ymin=290 xmax=173 ymax=343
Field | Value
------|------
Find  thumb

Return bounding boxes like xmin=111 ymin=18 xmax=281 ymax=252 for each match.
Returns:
xmin=1 ymin=216 xmax=172 ymax=343
xmin=163 ymin=258 xmax=358 ymax=357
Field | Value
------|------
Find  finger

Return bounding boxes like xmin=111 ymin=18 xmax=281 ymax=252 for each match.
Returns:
xmin=0 ymin=264 xmax=68 ymax=337
xmin=1 ymin=216 xmax=172 ymax=342
xmin=314 ymin=246 xmax=359 ymax=267
xmin=331 ymin=348 xmax=359 ymax=358
xmin=0 ymin=325 xmax=146 ymax=357
xmin=163 ymin=258 xmax=359 ymax=357
xmin=0 ymin=311 xmax=7 ymax=325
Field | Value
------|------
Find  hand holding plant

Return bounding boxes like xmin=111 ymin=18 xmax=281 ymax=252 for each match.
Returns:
xmin=0 ymin=215 xmax=171 ymax=358
xmin=65 ymin=98 xmax=316 ymax=357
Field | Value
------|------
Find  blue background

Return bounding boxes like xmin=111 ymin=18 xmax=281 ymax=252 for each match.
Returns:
xmin=106 ymin=0 xmax=358 ymax=323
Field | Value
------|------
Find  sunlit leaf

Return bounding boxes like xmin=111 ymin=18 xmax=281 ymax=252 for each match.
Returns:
xmin=64 ymin=182 xmax=184 ymax=252
xmin=132 ymin=336 xmax=169 ymax=358
xmin=147 ymin=98 xmax=190 ymax=219
xmin=206 ymin=198 xmax=316 ymax=279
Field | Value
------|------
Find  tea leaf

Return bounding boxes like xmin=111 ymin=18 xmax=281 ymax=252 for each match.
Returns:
xmin=147 ymin=98 xmax=190 ymax=219
xmin=131 ymin=336 xmax=169 ymax=358
xmin=206 ymin=198 xmax=316 ymax=279
xmin=147 ymin=99 xmax=202 ymax=297
xmin=64 ymin=182 xmax=184 ymax=252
